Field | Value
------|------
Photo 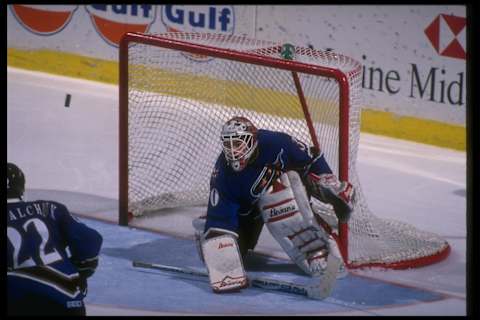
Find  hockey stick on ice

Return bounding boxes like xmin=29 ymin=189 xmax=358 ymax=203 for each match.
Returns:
xmin=132 ymin=256 xmax=340 ymax=300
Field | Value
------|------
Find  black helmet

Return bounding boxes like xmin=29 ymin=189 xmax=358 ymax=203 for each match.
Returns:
xmin=7 ymin=162 xmax=25 ymax=199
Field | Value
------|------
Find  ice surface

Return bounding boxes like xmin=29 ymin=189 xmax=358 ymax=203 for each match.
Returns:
xmin=8 ymin=67 xmax=466 ymax=315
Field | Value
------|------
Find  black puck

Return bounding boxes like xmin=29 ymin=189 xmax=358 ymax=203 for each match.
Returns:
xmin=65 ymin=94 xmax=71 ymax=107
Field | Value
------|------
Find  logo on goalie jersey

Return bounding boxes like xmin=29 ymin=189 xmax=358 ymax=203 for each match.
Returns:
xmin=86 ymin=5 xmax=156 ymax=47
xmin=10 ymin=5 xmax=78 ymax=35
xmin=250 ymin=150 xmax=284 ymax=198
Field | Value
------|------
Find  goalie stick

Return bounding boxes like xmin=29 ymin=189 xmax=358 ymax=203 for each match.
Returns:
xmin=132 ymin=256 xmax=341 ymax=300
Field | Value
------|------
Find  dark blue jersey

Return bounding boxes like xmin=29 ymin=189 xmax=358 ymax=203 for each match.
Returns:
xmin=205 ymin=129 xmax=333 ymax=234
xmin=7 ymin=199 xmax=102 ymax=301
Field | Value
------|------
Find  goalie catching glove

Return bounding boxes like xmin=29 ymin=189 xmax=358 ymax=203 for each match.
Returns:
xmin=258 ymin=170 xmax=344 ymax=277
xmin=304 ymin=173 xmax=356 ymax=223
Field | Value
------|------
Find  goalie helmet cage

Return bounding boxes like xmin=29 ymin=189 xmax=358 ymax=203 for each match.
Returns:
xmin=119 ymin=32 xmax=450 ymax=270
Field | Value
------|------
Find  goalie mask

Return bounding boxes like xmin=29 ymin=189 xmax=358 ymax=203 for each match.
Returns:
xmin=221 ymin=117 xmax=258 ymax=172
xmin=7 ymin=162 xmax=25 ymax=200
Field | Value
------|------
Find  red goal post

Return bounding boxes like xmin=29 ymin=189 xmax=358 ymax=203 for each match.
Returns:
xmin=118 ymin=32 xmax=450 ymax=270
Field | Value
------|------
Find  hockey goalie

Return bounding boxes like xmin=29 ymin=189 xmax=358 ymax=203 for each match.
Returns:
xmin=193 ymin=116 xmax=355 ymax=293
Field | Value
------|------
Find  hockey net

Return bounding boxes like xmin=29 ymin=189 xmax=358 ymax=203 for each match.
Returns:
xmin=119 ymin=32 xmax=450 ymax=269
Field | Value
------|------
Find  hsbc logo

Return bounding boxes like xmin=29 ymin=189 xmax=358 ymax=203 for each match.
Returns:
xmin=86 ymin=5 xmax=156 ymax=47
xmin=10 ymin=5 xmax=78 ymax=35
xmin=425 ymin=14 xmax=466 ymax=60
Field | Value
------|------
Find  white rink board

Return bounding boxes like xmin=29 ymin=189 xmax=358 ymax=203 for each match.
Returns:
xmin=7 ymin=5 xmax=466 ymax=125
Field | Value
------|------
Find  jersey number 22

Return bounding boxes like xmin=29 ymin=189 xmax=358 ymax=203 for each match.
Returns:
xmin=8 ymin=218 xmax=62 ymax=269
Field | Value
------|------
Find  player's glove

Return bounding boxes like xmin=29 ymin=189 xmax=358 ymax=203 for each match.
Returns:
xmin=72 ymin=257 xmax=99 ymax=294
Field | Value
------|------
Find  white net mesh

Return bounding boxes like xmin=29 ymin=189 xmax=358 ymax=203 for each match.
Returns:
xmin=123 ymin=32 xmax=449 ymax=268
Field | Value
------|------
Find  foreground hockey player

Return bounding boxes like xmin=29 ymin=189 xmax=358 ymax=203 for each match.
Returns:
xmin=193 ymin=117 xmax=356 ymax=293
xmin=7 ymin=163 xmax=103 ymax=316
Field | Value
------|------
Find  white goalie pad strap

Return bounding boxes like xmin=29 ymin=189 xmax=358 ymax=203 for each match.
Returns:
xmin=192 ymin=216 xmax=207 ymax=262
xmin=203 ymin=227 xmax=239 ymax=240
xmin=201 ymin=229 xmax=248 ymax=293
xmin=258 ymin=171 xmax=331 ymax=276
xmin=286 ymin=170 xmax=316 ymax=225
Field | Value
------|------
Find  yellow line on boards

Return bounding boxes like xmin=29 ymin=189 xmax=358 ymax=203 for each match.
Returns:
xmin=7 ymin=48 xmax=465 ymax=151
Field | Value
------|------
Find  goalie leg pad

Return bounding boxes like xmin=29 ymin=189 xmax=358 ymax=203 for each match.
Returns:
xmin=258 ymin=171 xmax=332 ymax=277
xmin=201 ymin=228 xmax=248 ymax=293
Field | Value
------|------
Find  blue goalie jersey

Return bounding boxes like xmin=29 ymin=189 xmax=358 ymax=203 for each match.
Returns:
xmin=7 ymin=199 xmax=103 ymax=302
xmin=205 ymin=129 xmax=333 ymax=234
